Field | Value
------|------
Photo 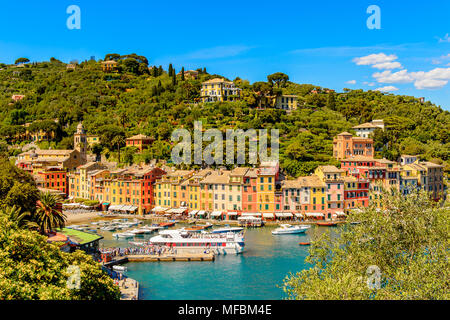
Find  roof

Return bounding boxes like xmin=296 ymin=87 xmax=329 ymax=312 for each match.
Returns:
xmin=352 ymin=122 xmax=378 ymax=129
xmin=57 ymin=228 xmax=103 ymax=245
xmin=282 ymin=175 xmax=325 ymax=188
xmin=337 ymin=131 xmax=353 ymax=136
xmin=126 ymin=134 xmax=153 ymax=140
xmin=375 ymin=158 xmax=396 ymax=164
xmin=230 ymin=167 xmax=249 ymax=176
xmin=342 ymin=156 xmax=375 ymax=162
xmin=202 ymin=78 xmax=234 ymax=85
xmin=419 ymin=161 xmax=444 ymax=168
xmin=317 ymin=165 xmax=344 ymax=173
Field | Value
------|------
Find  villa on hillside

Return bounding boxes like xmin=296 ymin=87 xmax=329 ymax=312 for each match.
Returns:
xmin=200 ymin=78 xmax=241 ymax=103
xmin=352 ymin=119 xmax=384 ymax=138
xmin=333 ymin=132 xmax=374 ymax=160
xmin=126 ymin=134 xmax=154 ymax=152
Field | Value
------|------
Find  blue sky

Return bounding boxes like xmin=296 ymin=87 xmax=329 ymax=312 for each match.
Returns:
xmin=1 ymin=0 xmax=449 ymax=109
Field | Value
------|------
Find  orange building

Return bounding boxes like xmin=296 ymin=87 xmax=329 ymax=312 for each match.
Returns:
xmin=36 ymin=167 xmax=68 ymax=196
xmin=333 ymin=132 xmax=374 ymax=160
xmin=125 ymin=134 xmax=154 ymax=152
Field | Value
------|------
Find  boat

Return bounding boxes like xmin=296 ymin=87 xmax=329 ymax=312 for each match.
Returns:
xmin=129 ymin=229 xmax=146 ymax=235
xmin=184 ymin=226 xmax=205 ymax=232
xmin=299 ymin=242 xmax=311 ymax=246
xmin=211 ymin=227 xmax=244 ymax=234
xmin=272 ymin=224 xmax=310 ymax=235
xmin=112 ymin=232 xmax=135 ymax=239
xmin=149 ymin=229 xmax=245 ymax=254
xmin=129 ymin=241 xmax=148 ymax=246
xmin=112 ymin=265 xmax=127 ymax=272
xmin=100 ymin=226 xmax=116 ymax=231
xmin=317 ymin=221 xmax=338 ymax=227
xmin=159 ymin=221 xmax=176 ymax=228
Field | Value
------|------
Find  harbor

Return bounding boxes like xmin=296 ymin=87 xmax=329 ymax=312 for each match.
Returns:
xmin=67 ymin=216 xmax=339 ymax=299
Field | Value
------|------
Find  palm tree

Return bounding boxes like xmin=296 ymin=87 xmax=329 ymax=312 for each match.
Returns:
xmin=35 ymin=192 xmax=66 ymax=234
xmin=112 ymin=135 xmax=125 ymax=163
xmin=2 ymin=205 xmax=38 ymax=230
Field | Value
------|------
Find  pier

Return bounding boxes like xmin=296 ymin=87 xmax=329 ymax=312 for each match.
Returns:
xmin=118 ymin=277 xmax=139 ymax=300
xmin=104 ymin=251 xmax=215 ymax=266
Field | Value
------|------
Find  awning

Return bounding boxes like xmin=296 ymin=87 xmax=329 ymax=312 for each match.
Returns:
xmin=263 ymin=213 xmax=274 ymax=218
xmin=283 ymin=212 xmax=293 ymax=218
xmin=197 ymin=210 xmax=206 ymax=216
xmin=294 ymin=213 xmax=303 ymax=218
xmin=188 ymin=210 xmax=198 ymax=216
xmin=305 ymin=212 xmax=325 ymax=217
xmin=152 ymin=206 xmax=168 ymax=213
xmin=241 ymin=212 xmax=262 ymax=217
xmin=211 ymin=211 xmax=223 ymax=217
xmin=108 ymin=204 xmax=123 ymax=211
xmin=335 ymin=211 xmax=346 ymax=216
xmin=168 ymin=208 xmax=187 ymax=214
xmin=275 ymin=212 xmax=284 ymax=218
xmin=227 ymin=212 xmax=238 ymax=216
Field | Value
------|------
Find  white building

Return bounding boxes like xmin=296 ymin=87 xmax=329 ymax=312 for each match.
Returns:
xmin=352 ymin=119 xmax=384 ymax=138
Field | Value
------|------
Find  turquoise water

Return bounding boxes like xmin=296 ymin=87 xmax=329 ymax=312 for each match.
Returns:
xmin=98 ymin=223 xmax=329 ymax=300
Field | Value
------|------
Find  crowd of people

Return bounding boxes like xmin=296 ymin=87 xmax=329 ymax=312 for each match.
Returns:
xmin=100 ymin=245 xmax=174 ymax=257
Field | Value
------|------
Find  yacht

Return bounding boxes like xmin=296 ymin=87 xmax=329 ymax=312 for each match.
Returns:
xmin=272 ymin=224 xmax=310 ymax=235
xmin=211 ymin=227 xmax=244 ymax=234
xmin=149 ymin=229 xmax=245 ymax=254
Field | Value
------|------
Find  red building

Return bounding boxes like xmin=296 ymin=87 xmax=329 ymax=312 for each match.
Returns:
xmin=36 ymin=167 xmax=68 ymax=196
xmin=125 ymin=134 xmax=154 ymax=152
xmin=242 ymin=168 xmax=258 ymax=212
xmin=343 ymin=176 xmax=370 ymax=211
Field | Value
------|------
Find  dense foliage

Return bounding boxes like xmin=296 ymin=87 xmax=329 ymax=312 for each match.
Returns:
xmin=283 ymin=189 xmax=450 ymax=299
xmin=0 ymin=208 xmax=120 ymax=299
xmin=0 ymin=55 xmax=448 ymax=177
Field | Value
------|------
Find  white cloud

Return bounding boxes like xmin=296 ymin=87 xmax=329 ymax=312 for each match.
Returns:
xmin=414 ymin=79 xmax=448 ymax=89
xmin=373 ymin=67 xmax=450 ymax=90
xmin=346 ymin=80 xmax=356 ymax=84
xmin=353 ymin=53 xmax=398 ymax=66
xmin=373 ymin=70 xmax=414 ymax=83
xmin=438 ymin=33 xmax=450 ymax=43
xmin=432 ymin=53 xmax=450 ymax=65
xmin=372 ymin=61 xmax=403 ymax=69
xmin=375 ymin=86 xmax=399 ymax=92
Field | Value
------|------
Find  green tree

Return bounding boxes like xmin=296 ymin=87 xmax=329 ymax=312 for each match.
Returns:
xmin=0 ymin=210 xmax=120 ymax=300
xmin=15 ymin=57 xmax=30 ymax=65
xmin=112 ymin=135 xmax=125 ymax=163
xmin=283 ymin=189 xmax=449 ymax=300
xmin=267 ymin=72 xmax=289 ymax=88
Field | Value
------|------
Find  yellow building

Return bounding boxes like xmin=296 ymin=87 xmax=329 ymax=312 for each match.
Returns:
xmin=256 ymin=164 xmax=277 ymax=213
xmin=200 ymin=78 xmax=241 ymax=103
xmin=154 ymin=170 xmax=194 ymax=208
xmin=86 ymin=135 xmax=100 ymax=148
xmin=275 ymin=95 xmax=298 ymax=111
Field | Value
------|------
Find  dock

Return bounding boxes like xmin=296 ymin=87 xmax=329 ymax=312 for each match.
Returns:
xmin=104 ymin=251 xmax=215 ymax=266
xmin=118 ymin=277 xmax=139 ymax=300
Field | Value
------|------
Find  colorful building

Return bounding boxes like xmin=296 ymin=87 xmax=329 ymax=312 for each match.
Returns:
xmin=125 ymin=134 xmax=154 ymax=152
xmin=200 ymin=78 xmax=241 ymax=103
xmin=333 ymin=132 xmax=374 ymax=160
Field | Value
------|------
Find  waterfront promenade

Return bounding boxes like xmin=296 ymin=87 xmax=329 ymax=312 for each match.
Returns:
xmin=116 ymin=277 xmax=139 ymax=300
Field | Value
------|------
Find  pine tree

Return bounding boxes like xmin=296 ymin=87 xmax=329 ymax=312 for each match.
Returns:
xmin=181 ymin=67 xmax=185 ymax=81
xmin=203 ymin=67 xmax=207 ymax=74
xmin=172 ymin=71 xmax=177 ymax=86
xmin=158 ymin=65 xmax=163 ymax=76
xmin=168 ymin=63 xmax=173 ymax=77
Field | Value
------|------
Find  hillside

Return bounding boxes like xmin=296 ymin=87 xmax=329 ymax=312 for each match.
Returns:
xmin=0 ymin=55 xmax=449 ymax=177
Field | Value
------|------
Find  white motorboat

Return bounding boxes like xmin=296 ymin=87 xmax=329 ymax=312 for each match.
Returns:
xmin=149 ymin=229 xmax=245 ymax=254
xmin=272 ymin=224 xmax=310 ymax=235
xmin=129 ymin=228 xmax=146 ymax=235
xmin=112 ymin=232 xmax=135 ymax=239
xmin=211 ymin=227 xmax=244 ymax=234
xmin=112 ymin=265 xmax=127 ymax=272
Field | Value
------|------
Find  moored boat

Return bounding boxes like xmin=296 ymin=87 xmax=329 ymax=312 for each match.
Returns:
xmin=272 ymin=224 xmax=310 ymax=235
xmin=211 ymin=227 xmax=244 ymax=234
xmin=317 ymin=221 xmax=338 ymax=227
xmin=159 ymin=221 xmax=176 ymax=228
xmin=149 ymin=229 xmax=245 ymax=254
